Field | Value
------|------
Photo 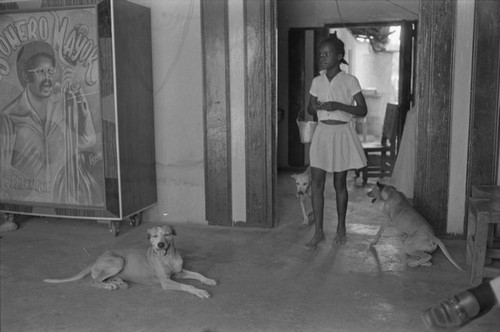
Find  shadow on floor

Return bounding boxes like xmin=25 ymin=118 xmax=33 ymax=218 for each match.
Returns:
xmin=1 ymin=171 xmax=499 ymax=332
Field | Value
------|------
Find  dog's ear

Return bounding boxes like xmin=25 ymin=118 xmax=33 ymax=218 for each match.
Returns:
xmin=367 ymin=185 xmax=378 ymax=203
xmin=163 ymin=225 xmax=176 ymax=236
xmin=147 ymin=227 xmax=155 ymax=240
xmin=379 ymin=185 xmax=395 ymax=200
xmin=291 ymin=174 xmax=298 ymax=180
xmin=376 ymin=182 xmax=385 ymax=189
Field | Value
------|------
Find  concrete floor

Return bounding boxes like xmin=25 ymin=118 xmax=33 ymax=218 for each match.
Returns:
xmin=1 ymin=171 xmax=499 ymax=332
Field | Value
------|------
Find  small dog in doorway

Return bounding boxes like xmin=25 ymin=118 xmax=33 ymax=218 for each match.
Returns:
xmin=291 ymin=166 xmax=314 ymax=228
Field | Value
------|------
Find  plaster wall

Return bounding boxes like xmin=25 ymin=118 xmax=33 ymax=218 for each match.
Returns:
xmin=447 ymin=0 xmax=474 ymax=234
xmin=133 ymin=0 xmax=247 ymax=224
xmin=130 ymin=0 xmax=207 ymax=224
xmin=228 ymin=0 xmax=247 ymax=223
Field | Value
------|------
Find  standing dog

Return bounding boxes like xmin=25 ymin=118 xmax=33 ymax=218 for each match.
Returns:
xmin=368 ymin=182 xmax=464 ymax=271
xmin=44 ymin=225 xmax=217 ymax=298
xmin=291 ymin=167 xmax=314 ymax=228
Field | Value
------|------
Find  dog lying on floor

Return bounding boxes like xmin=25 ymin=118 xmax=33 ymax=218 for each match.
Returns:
xmin=44 ymin=225 xmax=217 ymax=298
xmin=291 ymin=166 xmax=314 ymax=228
xmin=368 ymin=182 xmax=464 ymax=271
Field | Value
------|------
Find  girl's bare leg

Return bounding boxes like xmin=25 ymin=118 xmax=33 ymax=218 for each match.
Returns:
xmin=333 ymin=171 xmax=348 ymax=245
xmin=306 ymin=167 xmax=326 ymax=249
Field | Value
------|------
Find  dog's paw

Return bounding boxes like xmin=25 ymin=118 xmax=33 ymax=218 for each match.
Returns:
xmin=298 ymin=219 xmax=314 ymax=230
xmin=408 ymin=260 xmax=432 ymax=268
xmin=203 ymin=278 xmax=217 ymax=286
xmin=103 ymin=282 xmax=119 ymax=290
xmin=407 ymin=260 xmax=427 ymax=268
xmin=192 ymin=287 xmax=212 ymax=299
xmin=407 ymin=261 xmax=418 ymax=268
xmin=110 ymin=278 xmax=129 ymax=289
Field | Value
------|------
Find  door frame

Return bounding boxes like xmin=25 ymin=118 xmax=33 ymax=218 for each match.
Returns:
xmin=201 ymin=0 xmax=277 ymax=228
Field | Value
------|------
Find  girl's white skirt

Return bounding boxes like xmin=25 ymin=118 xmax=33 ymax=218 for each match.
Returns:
xmin=309 ymin=122 xmax=367 ymax=173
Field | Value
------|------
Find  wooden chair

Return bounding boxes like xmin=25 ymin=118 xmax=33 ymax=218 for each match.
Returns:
xmin=356 ymin=103 xmax=399 ymax=184
xmin=466 ymin=185 xmax=500 ymax=286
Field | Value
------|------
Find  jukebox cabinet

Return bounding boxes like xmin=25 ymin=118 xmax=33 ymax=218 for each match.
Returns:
xmin=0 ymin=0 xmax=156 ymax=235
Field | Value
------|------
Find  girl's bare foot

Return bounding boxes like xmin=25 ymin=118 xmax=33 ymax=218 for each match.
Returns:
xmin=305 ymin=233 xmax=325 ymax=249
xmin=334 ymin=229 xmax=347 ymax=245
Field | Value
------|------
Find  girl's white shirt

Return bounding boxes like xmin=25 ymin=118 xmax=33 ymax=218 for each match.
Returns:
xmin=309 ymin=70 xmax=362 ymax=122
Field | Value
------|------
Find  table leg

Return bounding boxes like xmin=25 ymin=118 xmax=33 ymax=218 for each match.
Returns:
xmin=470 ymin=214 xmax=490 ymax=286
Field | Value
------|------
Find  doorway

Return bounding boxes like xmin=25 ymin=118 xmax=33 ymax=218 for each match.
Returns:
xmin=281 ymin=21 xmax=416 ymax=171
xmin=276 ymin=21 xmax=416 ymax=228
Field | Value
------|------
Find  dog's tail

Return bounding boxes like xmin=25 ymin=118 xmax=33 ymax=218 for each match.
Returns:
xmin=43 ymin=264 xmax=93 ymax=283
xmin=434 ymin=238 xmax=465 ymax=272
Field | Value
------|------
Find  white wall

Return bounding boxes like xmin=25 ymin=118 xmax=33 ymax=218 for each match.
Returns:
xmin=228 ymin=0 xmax=247 ymax=223
xmin=131 ymin=0 xmax=207 ymax=224
xmin=447 ymin=0 xmax=474 ymax=234
xmin=135 ymin=0 xmax=248 ymax=224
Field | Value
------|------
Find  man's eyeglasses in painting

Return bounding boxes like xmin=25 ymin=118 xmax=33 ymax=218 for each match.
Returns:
xmin=27 ymin=66 xmax=56 ymax=78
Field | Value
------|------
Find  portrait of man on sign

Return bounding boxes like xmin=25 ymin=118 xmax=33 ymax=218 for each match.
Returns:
xmin=0 ymin=9 xmax=105 ymax=207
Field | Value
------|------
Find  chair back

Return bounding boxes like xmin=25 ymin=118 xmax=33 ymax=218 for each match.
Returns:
xmin=381 ymin=103 xmax=399 ymax=149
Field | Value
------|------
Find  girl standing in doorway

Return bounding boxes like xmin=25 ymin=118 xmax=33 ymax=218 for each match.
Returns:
xmin=306 ymin=32 xmax=367 ymax=249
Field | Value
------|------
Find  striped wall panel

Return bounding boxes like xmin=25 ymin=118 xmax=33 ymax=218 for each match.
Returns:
xmin=201 ymin=0 xmax=232 ymax=226
xmin=201 ymin=0 xmax=276 ymax=227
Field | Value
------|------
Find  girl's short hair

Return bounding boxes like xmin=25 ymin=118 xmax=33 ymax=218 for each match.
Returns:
xmin=321 ymin=31 xmax=348 ymax=65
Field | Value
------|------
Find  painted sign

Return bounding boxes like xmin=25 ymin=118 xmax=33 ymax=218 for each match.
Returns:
xmin=0 ymin=7 xmax=105 ymax=207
